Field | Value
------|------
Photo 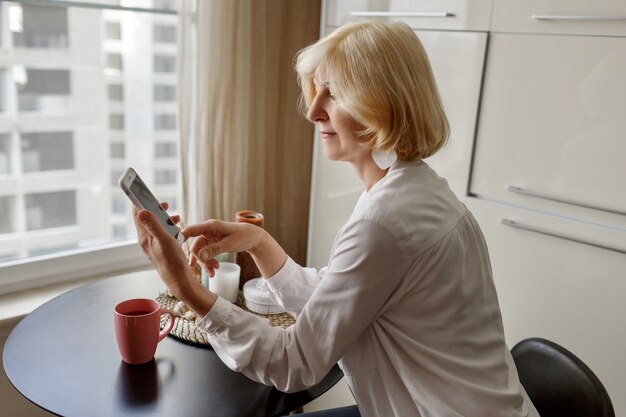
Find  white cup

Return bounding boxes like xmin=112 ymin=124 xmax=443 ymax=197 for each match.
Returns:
xmin=207 ymin=262 xmax=241 ymax=303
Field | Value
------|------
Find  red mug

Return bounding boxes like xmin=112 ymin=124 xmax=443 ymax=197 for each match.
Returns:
xmin=114 ymin=298 xmax=175 ymax=364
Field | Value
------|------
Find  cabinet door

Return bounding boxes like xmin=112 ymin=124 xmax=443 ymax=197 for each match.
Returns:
xmin=492 ymin=0 xmax=626 ymax=36
xmin=466 ymin=197 xmax=626 ymax=417
xmin=324 ymin=0 xmax=493 ymax=31
xmin=470 ymin=33 xmax=626 ymax=216
xmin=307 ymin=31 xmax=487 ymax=268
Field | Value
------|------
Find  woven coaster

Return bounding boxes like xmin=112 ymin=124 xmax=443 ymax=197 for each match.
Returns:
xmin=157 ymin=291 xmax=295 ymax=347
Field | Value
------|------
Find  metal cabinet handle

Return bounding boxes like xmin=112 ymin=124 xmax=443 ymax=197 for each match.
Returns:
xmin=532 ymin=14 xmax=626 ymax=21
xmin=501 ymin=219 xmax=626 ymax=255
xmin=350 ymin=11 xmax=455 ymax=18
xmin=506 ymin=186 xmax=626 ymax=217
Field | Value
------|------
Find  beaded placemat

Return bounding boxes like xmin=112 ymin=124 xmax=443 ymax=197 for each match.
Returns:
xmin=157 ymin=291 xmax=295 ymax=347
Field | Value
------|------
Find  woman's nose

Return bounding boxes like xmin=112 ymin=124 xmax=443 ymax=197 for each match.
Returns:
xmin=307 ymin=95 xmax=328 ymax=123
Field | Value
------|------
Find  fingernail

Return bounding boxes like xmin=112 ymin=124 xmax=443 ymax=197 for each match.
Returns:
xmin=199 ymin=249 xmax=210 ymax=262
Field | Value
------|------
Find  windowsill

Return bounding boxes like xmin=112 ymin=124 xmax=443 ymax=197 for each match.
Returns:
xmin=0 ymin=268 xmax=154 ymax=327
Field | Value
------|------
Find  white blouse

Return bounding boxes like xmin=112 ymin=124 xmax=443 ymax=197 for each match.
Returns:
xmin=197 ymin=159 xmax=539 ymax=417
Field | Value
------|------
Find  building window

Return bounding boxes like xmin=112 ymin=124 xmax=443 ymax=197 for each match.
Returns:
xmin=154 ymin=169 xmax=176 ymax=185
xmin=154 ymin=84 xmax=176 ymax=102
xmin=16 ymin=68 xmax=71 ymax=112
xmin=111 ymin=195 xmax=127 ymax=214
xmin=0 ymin=69 xmax=6 ymax=112
xmin=110 ymin=142 xmax=125 ymax=159
xmin=106 ymin=21 xmax=122 ymax=40
xmin=0 ymin=0 xmax=181 ymax=292
xmin=154 ymin=113 xmax=176 ymax=130
xmin=109 ymin=114 xmax=125 ymax=130
xmin=11 ymin=4 xmax=69 ymax=49
xmin=106 ymin=53 xmax=124 ymax=71
xmin=26 ymin=190 xmax=77 ymax=231
xmin=108 ymin=84 xmax=124 ymax=101
xmin=0 ymin=134 xmax=11 ymax=175
xmin=111 ymin=170 xmax=123 ymax=186
xmin=112 ymin=224 xmax=127 ymax=239
xmin=21 ymin=131 xmax=74 ymax=172
xmin=154 ymin=55 xmax=176 ymax=73
xmin=154 ymin=24 xmax=176 ymax=43
xmin=155 ymin=142 xmax=177 ymax=158
xmin=0 ymin=196 xmax=17 ymax=234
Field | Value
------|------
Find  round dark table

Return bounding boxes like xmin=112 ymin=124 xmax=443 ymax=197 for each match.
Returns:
xmin=3 ymin=273 xmax=343 ymax=417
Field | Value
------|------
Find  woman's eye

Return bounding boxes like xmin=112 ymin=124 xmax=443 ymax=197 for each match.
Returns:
xmin=328 ymin=91 xmax=335 ymax=100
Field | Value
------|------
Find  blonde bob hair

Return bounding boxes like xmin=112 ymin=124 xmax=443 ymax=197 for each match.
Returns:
xmin=295 ymin=21 xmax=449 ymax=160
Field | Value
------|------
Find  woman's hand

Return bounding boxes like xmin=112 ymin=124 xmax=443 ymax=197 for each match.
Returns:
xmin=183 ymin=220 xmax=288 ymax=279
xmin=133 ymin=203 xmax=216 ymax=315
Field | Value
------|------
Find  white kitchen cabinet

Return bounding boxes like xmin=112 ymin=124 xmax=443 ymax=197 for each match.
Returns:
xmin=307 ymin=29 xmax=487 ymax=268
xmin=470 ymin=33 xmax=626 ymax=217
xmin=466 ymin=197 xmax=626 ymax=415
xmin=324 ymin=0 xmax=493 ymax=31
xmin=492 ymin=0 xmax=626 ymax=36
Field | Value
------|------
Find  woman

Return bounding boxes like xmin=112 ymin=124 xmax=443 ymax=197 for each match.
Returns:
xmin=134 ymin=21 xmax=539 ymax=417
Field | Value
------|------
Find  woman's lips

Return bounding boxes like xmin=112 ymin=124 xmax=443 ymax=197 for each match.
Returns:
xmin=320 ymin=131 xmax=336 ymax=138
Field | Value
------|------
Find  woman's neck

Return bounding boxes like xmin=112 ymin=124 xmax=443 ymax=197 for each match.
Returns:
xmin=352 ymin=157 xmax=389 ymax=191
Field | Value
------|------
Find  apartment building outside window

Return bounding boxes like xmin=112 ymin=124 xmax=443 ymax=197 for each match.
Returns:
xmin=0 ymin=1 xmax=180 ymax=294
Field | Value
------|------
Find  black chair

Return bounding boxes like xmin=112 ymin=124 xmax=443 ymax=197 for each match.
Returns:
xmin=511 ymin=337 xmax=615 ymax=417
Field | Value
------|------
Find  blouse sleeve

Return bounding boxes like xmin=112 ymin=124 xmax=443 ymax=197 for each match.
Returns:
xmin=263 ymin=258 xmax=326 ymax=317
xmin=196 ymin=217 xmax=408 ymax=392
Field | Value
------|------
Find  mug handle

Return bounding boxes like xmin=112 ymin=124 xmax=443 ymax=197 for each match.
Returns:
xmin=158 ymin=308 xmax=175 ymax=342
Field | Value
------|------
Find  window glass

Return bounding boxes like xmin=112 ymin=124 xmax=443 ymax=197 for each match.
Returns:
xmin=154 ymin=84 xmax=176 ymax=101
xmin=108 ymin=84 xmax=124 ymax=101
xmin=109 ymin=113 xmax=125 ymax=130
xmin=16 ymin=68 xmax=71 ymax=112
xmin=11 ymin=4 xmax=69 ymax=49
xmin=106 ymin=21 xmax=122 ymax=40
xmin=154 ymin=55 xmax=175 ymax=73
xmin=106 ymin=53 xmax=124 ymax=71
xmin=154 ymin=113 xmax=176 ymax=130
xmin=155 ymin=141 xmax=177 ymax=158
xmin=0 ymin=196 xmax=17 ymax=234
xmin=110 ymin=142 xmax=124 ymax=158
xmin=0 ymin=134 xmax=11 ymax=175
xmin=21 ymin=131 xmax=74 ymax=172
xmin=154 ymin=169 xmax=176 ymax=185
xmin=26 ymin=190 xmax=77 ymax=230
xmin=0 ymin=2 xmax=180 ymax=265
xmin=0 ymin=69 xmax=6 ymax=112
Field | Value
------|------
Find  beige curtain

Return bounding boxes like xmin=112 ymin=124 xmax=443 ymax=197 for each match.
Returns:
xmin=178 ymin=0 xmax=320 ymax=265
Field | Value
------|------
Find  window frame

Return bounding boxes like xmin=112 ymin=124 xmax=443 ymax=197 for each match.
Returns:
xmin=0 ymin=0 xmax=179 ymax=296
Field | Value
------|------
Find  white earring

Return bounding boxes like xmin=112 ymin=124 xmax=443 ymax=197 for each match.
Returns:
xmin=371 ymin=149 xmax=397 ymax=170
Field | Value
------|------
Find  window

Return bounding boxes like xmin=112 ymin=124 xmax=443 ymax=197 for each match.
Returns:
xmin=154 ymin=84 xmax=176 ymax=102
xmin=0 ymin=69 xmax=6 ymax=112
xmin=154 ymin=55 xmax=175 ymax=73
xmin=0 ymin=134 xmax=11 ymax=174
xmin=16 ymin=68 xmax=71 ymax=112
xmin=155 ymin=169 xmax=177 ymax=185
xmin=108 ymin=84 xmax=124 ymax=101
xmin=106 ymin=21 xmax=122 ymax=40
xmin=26 ymin=190 xmax=77 ymax=231
xmin=154 ymin=113 xmax=176 ymax=130
xmin=154 ymin=24 xmax=176 ymax=43
xmin=11 ymin=4 xmax=69 ymax=49
xmin=0 ymin=196 xmax=17 ymax=234
xmin=21 ymin=131 xmax=74 ymax=172
xmin=110 ymin=142 xmax=124 ymax=159
xmin=109 ymin=113 xmax=125 ymax=130
xmin=155 ymin=142 xmax=177 ymax=158
xmin=111 ymin=195 xmax=127 ymax=214
xmin=0 ymin=1 xmax=180 ymax=294
xmin=106 ymin=53 xmax=124 ymax=71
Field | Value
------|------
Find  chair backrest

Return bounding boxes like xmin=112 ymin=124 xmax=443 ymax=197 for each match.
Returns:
xmin=511 ymin=337 xmax=615 ymax=417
